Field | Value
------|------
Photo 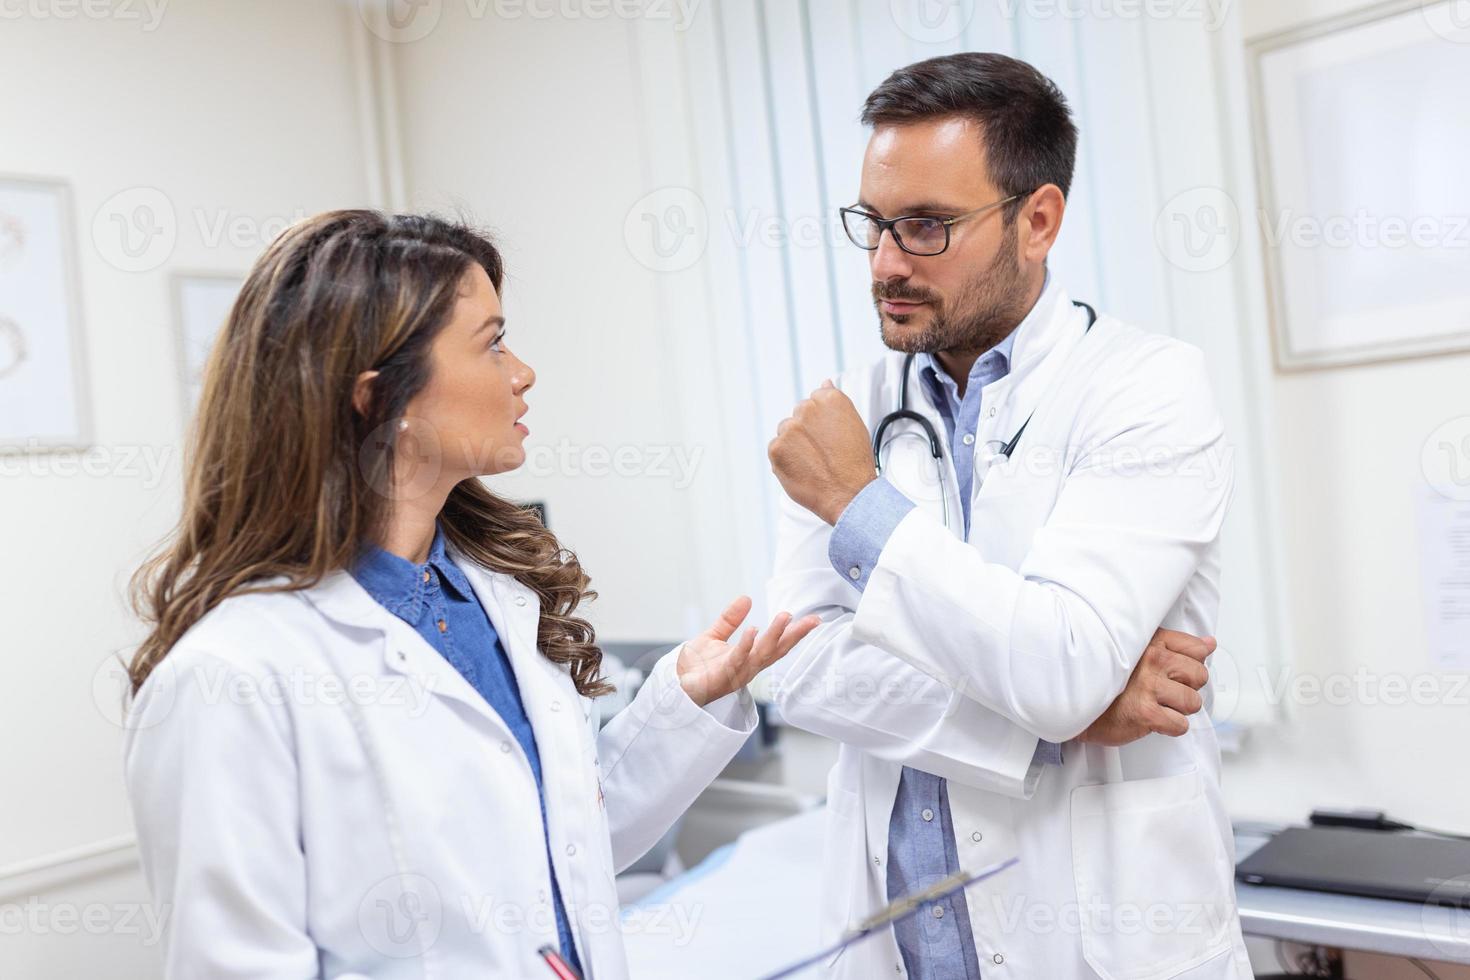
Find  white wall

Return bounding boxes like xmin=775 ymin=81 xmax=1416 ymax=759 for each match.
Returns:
xmin=0 ymin=1 xmax=379 ymax=974
xmin=1219 ymin=0 xmax=1470 ymax=835
xmin=388 ymin=4 xmax=716 ymax=644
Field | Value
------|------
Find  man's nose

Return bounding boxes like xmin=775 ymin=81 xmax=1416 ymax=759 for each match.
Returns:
xmin=870 ymin=229 xmax=914 ymax=282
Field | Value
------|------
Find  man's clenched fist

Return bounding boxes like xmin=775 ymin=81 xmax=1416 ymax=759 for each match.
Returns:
xmin=768 ymin=380 xmax=877 ymax=525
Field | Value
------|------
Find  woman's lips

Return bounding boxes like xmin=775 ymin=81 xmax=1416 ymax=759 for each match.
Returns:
xmin=880 ymin=299 xmax=926 ymax=315
xmin=514 ymin=421 xmax=529 ymax=436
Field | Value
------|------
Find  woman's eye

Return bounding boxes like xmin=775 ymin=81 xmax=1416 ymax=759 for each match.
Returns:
xmin=488 ymin=335 xmax=505 ymax=353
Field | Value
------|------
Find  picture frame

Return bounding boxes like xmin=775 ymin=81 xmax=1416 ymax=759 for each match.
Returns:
xmin=1247 ymin=0 xmax=1470 ymax=370
xmin=0 ymin=175 xmax=93 ymax=450
xmin=170 ymin=271 xmax=243 ymax=422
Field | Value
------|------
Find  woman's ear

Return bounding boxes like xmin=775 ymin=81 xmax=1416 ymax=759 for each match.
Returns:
xmin=352 ymin=370 xmax=380 ymax=418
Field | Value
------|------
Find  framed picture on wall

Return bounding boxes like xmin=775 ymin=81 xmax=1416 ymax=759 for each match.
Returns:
xmin=171 ymin=271 xmax=243 ymax=420
xmin=0 ymin=175 xmax=92 ymax=450
xmin=1248 ymin=0 xmax=1470 ymax=370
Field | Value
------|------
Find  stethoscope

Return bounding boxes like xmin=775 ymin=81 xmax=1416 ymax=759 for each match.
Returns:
xmin=872 ymin=300 xmax=1097 ymax=529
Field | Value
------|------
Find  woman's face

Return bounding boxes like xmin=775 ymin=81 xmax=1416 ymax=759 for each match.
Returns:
xmin=400 ymin=263 xmax=535 ymax=485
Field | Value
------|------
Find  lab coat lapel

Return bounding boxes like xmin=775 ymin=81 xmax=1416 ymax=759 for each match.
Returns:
xmin=301 ymin=568 xmax=517 ymax=740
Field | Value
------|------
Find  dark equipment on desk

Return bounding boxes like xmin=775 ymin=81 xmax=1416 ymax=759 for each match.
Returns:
xmin=1236 ymin=825 xmax=1470 ymax=908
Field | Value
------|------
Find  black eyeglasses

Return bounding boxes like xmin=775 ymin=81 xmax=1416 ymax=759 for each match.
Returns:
xmin=839 ymin=192 xmax=1028 ymax=256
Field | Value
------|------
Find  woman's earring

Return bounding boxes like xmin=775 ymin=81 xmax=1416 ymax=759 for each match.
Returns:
xmin=397 ymin=419 xmax=409 ymax=432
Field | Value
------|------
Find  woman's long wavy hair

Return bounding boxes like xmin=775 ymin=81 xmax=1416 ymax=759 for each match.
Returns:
xmin=129 ymin=210 xmax=609 ymax=697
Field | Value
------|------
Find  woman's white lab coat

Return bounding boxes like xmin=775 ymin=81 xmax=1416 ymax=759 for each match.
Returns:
xmin=124 ymin=546 xmax=755 ymax=979
xmin=766 ymin=287 xmax=1254 ymax=979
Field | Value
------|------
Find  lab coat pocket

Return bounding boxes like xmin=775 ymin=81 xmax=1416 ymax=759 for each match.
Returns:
xmin=1069 ymin=768 xmax=1234 ymax=980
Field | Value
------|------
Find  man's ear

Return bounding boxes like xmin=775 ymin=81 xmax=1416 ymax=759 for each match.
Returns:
xmin=351 ymin=370 xmax=380 ymax=418
xmin=1019 ymin=184 xmax=1066 ymax=265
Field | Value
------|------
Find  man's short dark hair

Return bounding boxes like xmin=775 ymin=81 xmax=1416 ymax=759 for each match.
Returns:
xmin=860 ymin=53 xmax=1078 ymax=218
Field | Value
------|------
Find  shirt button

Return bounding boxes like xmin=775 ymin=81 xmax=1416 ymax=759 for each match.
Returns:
xmin=500 ymin=741 xmax=512 ymax=753
xmin=566 ymin=844 xmax=577 ymax=857
xmin=437 ymin=619 xmax=447 ymax=633
xmin=921 ymin=808 xmax=934 ymax=822
xmin=962 ymin=433 xmax=975 ymax=446
xmin=931 ymin=906 xmax=944 ymax=919
xmin=515 ymin=596 xmax=528 ymax=607
xmin=421 ymin=569 xmax=430 ymax=584
xmin=993 ymin=953 xmax=1005 ymax=965
xmin=971 ymin=831 xmax=983 ymax=842
xmin=848 ymin=566 xmax=861 ymax=580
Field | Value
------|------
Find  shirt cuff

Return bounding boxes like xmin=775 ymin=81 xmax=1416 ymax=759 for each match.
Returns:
xmin=828 ymin=478 xmax=915 ymax=591
xmin=1033 ymin=740 xmax=1064 ymax=766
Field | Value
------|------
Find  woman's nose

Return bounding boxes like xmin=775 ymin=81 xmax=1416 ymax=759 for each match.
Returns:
xmin=513 ymin=355 xmax=536 ymax=394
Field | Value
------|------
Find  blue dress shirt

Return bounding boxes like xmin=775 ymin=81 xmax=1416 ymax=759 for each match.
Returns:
xmin=828 ymin=279 xmax=1064 ymax=978
xmin=352 ymin=526 xmax=582 ymax=974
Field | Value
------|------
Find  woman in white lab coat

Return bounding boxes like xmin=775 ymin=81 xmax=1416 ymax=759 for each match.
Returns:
xmin=124 ymin=210 xmax=818 ymax=979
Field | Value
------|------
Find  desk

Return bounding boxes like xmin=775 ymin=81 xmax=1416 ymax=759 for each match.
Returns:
xmin=1235 ymin=826 xmax=1470 ymax=965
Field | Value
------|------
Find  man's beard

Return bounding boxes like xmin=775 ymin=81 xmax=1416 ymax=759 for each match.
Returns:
xmin=873 ymin=231 xmax=1031 ymax=356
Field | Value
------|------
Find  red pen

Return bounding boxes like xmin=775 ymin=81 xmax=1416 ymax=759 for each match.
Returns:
xmin=538 ymin=945 xmax=582 ymax=980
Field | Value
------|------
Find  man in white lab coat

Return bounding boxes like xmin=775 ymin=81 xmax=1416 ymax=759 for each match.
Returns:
xmin=765 ymin=53 xmax=1252 ymax=978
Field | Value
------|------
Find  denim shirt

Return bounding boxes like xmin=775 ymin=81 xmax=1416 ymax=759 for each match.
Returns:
xmin=827 ymin=277 xmax=1063 ymax=977
xmin=351 ymin=526 xmax=582 ymax=974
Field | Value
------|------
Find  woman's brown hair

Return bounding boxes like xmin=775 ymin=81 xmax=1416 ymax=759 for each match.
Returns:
xmin=129 ymin=210 xmax=609 ymax=696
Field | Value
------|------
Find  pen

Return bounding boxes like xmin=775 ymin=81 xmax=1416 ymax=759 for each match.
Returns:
xmin=538 ymin=944 xmax=583 ymax=980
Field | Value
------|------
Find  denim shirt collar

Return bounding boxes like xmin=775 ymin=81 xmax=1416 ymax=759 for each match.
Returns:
xmin=351 ymin=523 xmax=475 ymax=622
xmin=915 ymin=269 xmax=1051 ymax=411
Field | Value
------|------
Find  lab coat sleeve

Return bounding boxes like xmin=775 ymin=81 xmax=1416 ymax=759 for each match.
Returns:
xmin=596 ymin=648 xmax=757 ymax=872
xmin=763 ymin=482 xmax=1046 ymax=800
xmin=853 ymin=343 xmax=1233 ymax=744
xmin=123 ymin=648 xmax=368 ymax=980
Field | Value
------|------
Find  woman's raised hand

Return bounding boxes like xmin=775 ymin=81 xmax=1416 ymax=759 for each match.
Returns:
xmin=676 ymin=596 xmax=821 ymax=707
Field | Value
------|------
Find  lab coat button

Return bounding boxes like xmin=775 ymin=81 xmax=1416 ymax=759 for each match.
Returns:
xmin=873 ymin=856 xmax=881 ymax=865
xmin=987 ymin=407 xmax=997 ymax=418
xmin=962 ymin=433 xmax=975 ymax=446
xmin=971 ymin=831 xmax=983 ymax=842
xmin=566 ymin=844 xmax=577 ymax=857
xmin=550 ymin=700 xmax=561 ymax=712
xmin=848 ymin=565 xmax=861 ymax=580
xmin=515 ymin=596 xmax=527 ymax=607
xmin=993 ymin=953 xmax=1004 ymax=965
xmin=500 ymin=741 xmax=512 ymax=753
xmin=921 ymin=808 xmax=934 ymax=822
